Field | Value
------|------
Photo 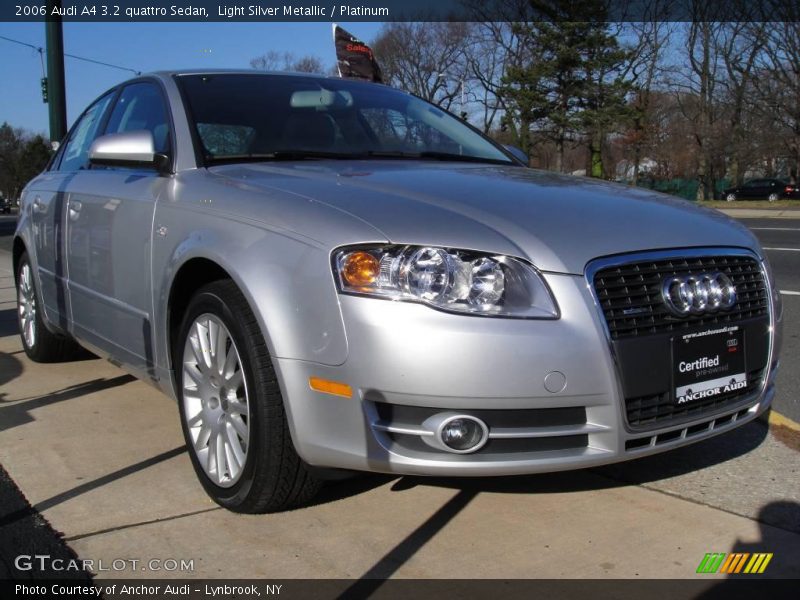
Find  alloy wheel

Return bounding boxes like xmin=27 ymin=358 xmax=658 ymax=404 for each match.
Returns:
xmin=182 ymin=313 xmax=250 ymax=487
xmin=18 ymin=263 xmax=36 ymax=348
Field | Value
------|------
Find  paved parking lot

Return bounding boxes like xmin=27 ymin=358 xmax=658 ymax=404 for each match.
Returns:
xmin=0 ymin=212 xmax=798 ymax=581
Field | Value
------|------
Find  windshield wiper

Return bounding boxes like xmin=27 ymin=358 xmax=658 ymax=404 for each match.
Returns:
xmin=206 ymin=150 xmax=514 ymax=165
xmin=206 ymin=150 xmax=362 ymax=164
xmin=363 ymin=150 xmax=512 ymax=164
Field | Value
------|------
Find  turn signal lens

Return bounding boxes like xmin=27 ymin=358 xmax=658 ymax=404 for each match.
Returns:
xmin=309 ymin=377 xmax=352 ymax=398
xmin=341 ymin=251 xmax=379 ymax=287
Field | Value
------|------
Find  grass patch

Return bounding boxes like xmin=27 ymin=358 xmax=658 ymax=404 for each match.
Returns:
xmin=697 ymin=200 xmax=800 ymax=209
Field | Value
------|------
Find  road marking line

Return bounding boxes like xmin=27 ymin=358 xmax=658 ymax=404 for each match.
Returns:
xmin=781 ymin=290 xmax=800 ymax=296
xmin=763 ymin=247 xmax=800 ymax=252
xmin=750 ymin=227 xmax=800 ymax=231
xmin=770 ymin=410 xmax=800 ymax=433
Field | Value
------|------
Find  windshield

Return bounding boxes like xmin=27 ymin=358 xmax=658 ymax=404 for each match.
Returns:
xmin=177 ymin=73 xmax=514 ymax=165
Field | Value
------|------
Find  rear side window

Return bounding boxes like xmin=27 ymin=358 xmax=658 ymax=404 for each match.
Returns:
xmin=104 ymin=82 xmax=170 ymax=154
xmin=58 ymin=92 xmax=115 ymax=171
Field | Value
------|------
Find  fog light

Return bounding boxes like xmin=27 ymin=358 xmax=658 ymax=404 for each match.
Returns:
xmin=439 ymin=416 xmax=488 ymax=453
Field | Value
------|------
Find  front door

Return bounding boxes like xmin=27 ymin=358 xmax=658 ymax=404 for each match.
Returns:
xmin=32 ymin=92 xmax=115 ymax=331
xmin=65 ymin=81 xmax=172 ymax=374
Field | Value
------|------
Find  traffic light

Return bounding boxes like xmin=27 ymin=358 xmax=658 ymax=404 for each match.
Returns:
xmin=41 ymin=77 xmax=48 ymax=103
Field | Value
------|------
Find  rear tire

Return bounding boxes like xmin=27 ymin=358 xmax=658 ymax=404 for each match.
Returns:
xmin=725 ymin=193 xmax=736 ymax=202
xmin=175 ymin=280 xmax=321 ymax=513
xmin=768 ymin=193 xmax=779 ymax=202
xmin=16 ymin=252 xmax=82 ymax=362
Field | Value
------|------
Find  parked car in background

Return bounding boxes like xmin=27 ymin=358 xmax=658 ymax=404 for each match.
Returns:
xmin=723 ymin=178 xmax=799 ymax=201
xmin=0 ymin=196 xmax=11 ymax=214
xmin=13 ymin=71 xmax=782 ymax=513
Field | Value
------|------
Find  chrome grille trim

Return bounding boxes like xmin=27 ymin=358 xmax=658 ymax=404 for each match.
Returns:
xmin=584 ymin=247 xmax=775 ymax=433
xmin=592 ymin=254 xmax=767 ymax=340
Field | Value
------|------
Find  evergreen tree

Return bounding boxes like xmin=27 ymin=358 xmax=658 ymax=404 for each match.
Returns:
xmin=499 ymin=0 xmax=634 ymax=176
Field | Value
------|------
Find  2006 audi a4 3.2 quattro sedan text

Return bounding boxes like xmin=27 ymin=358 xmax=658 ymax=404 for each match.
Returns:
xmin=14 ymin=71 xmax=782 ymax=513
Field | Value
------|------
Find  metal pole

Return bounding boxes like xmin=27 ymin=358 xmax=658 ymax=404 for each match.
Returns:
xmin=45 ymin=0 xmax=67 ymax=144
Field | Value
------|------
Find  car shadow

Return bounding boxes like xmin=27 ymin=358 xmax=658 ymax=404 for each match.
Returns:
xmin=0 ymin=374 xmax=137 ymax=433
xmin=0 ymin=351 xmax=23 ymax=403
xmin=0 ymin=446 xmax=186 ymax=529
xmin=0 ymin=308 xmax=19 ymax=338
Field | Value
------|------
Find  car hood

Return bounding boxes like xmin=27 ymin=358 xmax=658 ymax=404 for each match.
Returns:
xmin=209 ymin=161 xmax=758 ymax=274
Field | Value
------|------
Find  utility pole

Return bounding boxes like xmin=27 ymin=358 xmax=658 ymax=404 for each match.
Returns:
xmin=45 ymin=0 xmax=67 ymax=144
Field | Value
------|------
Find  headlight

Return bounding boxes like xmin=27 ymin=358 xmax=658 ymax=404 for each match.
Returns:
xmin=333 ymin=245 xmax=559 ymax=319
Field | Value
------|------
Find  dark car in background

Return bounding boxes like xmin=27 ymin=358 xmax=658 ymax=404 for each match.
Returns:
xmin=723 ymin=178 xmax=800 ymax=202
xmin=1 ymin=196 xmax=12 ymax=214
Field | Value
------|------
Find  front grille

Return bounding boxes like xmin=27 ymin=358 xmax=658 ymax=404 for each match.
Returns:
xmin=593 ymin=255 xmax=768 ymax=340
xmin=626 ymin=367 xmax=765 ymax=429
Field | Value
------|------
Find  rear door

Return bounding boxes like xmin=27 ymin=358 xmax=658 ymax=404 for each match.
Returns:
xmin=30 ymin=91 xmax=116 ymax=331
xmin=65 ymin=81 xmax=172 ymax=373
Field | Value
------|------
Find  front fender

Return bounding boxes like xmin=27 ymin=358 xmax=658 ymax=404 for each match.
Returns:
xmin=153 ymin=217 xmax=351 ymax=396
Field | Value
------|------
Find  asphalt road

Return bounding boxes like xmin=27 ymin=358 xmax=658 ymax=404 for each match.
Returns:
xmin=739 ymin=218 xmax=800 ymax=424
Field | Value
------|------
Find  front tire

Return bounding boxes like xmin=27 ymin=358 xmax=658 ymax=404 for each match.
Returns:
xmin=16 ymin=252 xmax=81 ymax=362
xmin=176 ymin=280 xmax=321 ymax=513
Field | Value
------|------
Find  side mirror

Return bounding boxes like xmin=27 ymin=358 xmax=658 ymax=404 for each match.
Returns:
xmin=89 ymin=131 xmax=170 ymax=173
xmin=504 ymin=145 xmax=529 ymax=165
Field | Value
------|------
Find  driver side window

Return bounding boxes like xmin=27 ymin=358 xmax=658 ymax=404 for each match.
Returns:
xmin=104 ymin=82 xmax=170 ymax=154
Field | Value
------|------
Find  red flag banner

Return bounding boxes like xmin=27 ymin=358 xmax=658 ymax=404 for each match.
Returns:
xmin=333 ymin=24 xmax=383 ymax=83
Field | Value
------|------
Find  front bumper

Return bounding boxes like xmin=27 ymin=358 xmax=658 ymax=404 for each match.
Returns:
xmin=274 ymin=266 xmax=780 ymax=476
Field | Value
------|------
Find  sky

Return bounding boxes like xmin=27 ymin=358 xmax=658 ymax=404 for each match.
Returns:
xmin=0 ymin=21 xmax=384 ymax=135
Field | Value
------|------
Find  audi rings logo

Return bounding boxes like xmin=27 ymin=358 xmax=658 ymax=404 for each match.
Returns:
xmin=661 ymin=272 xmax=737 ymax=316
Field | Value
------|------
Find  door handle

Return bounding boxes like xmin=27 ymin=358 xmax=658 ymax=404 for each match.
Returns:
xmin=68 ymin=200 xmax=82 ymax=221
xmin=33 ymin=197 xmax=44 ymax=213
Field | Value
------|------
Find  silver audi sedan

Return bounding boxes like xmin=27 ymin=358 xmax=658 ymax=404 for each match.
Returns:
xmin=13 ymin=71 xmax=782 ymax=513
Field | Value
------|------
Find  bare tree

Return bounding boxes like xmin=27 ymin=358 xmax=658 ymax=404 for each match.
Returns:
xmin=670 ymin=15 xmax=727 ymax=201
xmin=758 ymin=1 xmax=800 ymax=182
xmin=718 ymin=21 xmax=769 ymax=186
xmin=250 ymin=51 xmax=325 ymax=74
xmin=617 ymin=10 xmax=675 ymax=185
xmin=371 ymin=22 xmax=472 ymax=112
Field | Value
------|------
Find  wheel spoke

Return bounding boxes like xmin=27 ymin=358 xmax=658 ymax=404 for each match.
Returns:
xmin=224 ymin=429 xmax=243 ymax=478
xmin=208 ymin=319 xmax=220 ymax=369
xmin=214 ymin=326 xmax=228 ymax=375
xmin=26 ymin=319 xmax=35 ymax=347
xmin=207 ymin=432 xmax=218 ymax=478
xmin=194 ymin=424 xmax=212 ymax=451
xmin=222 ymin=342 xmax=238 ymax=379
xmin=226 ymin=423 xmax=246 ymax=466
xmin=228 ymin=413 xmax=248 ymax=439
xmin=189 ymin=334 xmax=206 ymax=372
xmin=195 ymin=320 xmax=212 ymax=371
xmin=183 ymin=363 xmax=204 ymax=388
xmin=215 ymin=431 xmax=227 ymax=480
xmin=228 ymin=399 xmax=247 ymax=415
xmin=225 ymin=369 xmax=243 ymax=391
